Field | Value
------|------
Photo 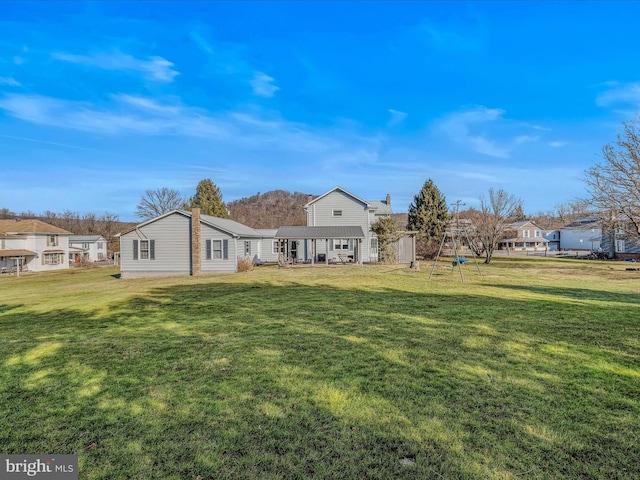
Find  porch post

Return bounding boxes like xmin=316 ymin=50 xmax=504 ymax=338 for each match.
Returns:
xmin=325 ymin=239 xmax=329 ymax=265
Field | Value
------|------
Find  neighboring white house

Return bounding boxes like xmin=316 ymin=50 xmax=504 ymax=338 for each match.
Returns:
xmin=499 ymin=220 xmax=549 ymax=252
xmin=296 ymin=186 xmax=392 ymax=263
xmin=117 ymin=209 xmax=277 ymax=278
xmin=0 ymin=219 xmax=72 ymax=273
xmin=69 ymin=235 xmax=108 ymax=263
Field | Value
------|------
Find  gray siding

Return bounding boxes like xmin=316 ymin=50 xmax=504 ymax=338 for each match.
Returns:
xmin=258 ymin=238 xmax=279 ymax=263
xmin=120 ymin=213 xmax=191 ymax=278
xmin=307 ymin=190 xmax=375 ymax=261
xmin=200 ymin=224 xmax=237 ymax=273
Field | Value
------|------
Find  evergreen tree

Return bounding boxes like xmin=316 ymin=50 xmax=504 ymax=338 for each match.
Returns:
xmin=508 ymin=204 xmax=527 ymax=222
xmin=407 ymin=179 xmax=449 ymax=235
xmin=371 ymin=217 xmax=402 ymax=264
xmin=407 ymin=179 xmax=449 ymax=258
xmin=185 ymin=179 xmax=228 ymax=218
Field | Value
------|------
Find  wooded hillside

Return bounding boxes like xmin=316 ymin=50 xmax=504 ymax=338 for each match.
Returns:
xmin=228 ymin=190 xmax=313 ymax=229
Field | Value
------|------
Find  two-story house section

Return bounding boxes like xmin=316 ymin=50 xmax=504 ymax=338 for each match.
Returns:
xmin=0 ymin=219 xmax=71 ymax=273
xmin=69 ymin=235 xmax=109 ymax=263
xmin=304 ymin=186 xmax=392 ymax=263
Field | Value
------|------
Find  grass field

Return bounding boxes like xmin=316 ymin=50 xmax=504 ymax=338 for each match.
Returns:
xmin=1 ymin=258 xmax=639 ymax=479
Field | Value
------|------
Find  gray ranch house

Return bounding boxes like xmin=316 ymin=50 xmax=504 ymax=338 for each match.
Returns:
xmin=117 ymin=209 xmax=277 ymax=278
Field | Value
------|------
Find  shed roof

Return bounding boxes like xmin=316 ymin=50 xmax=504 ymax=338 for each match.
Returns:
xmin=275 ymin=226 xmax=365 ymax=239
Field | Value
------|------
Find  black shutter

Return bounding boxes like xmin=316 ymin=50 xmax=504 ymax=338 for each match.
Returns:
xmin=150 ymin=240 xmax=155 ymax=260
xmin=223 ymin=239 xmax=228 ymax=260
xmin=133 ymin=240 xmax=138 ymax=260
xmin=206 ymin=239 xmax=212 ymax=260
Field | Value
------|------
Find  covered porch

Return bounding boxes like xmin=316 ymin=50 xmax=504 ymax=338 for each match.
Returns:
xmin=0 ymin=249 xmax=35 ymax=274
xmin=274 ymin=226 xmax=366 ymax=266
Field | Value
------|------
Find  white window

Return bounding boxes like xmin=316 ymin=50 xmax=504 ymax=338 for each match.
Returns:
xmin=370 ymin=238 xmax=378 ymax=250
xmin=616 ymin=240 xmax=626 ymax=253
xmin=44 ymin=253 xmax=63 ymax=265
xmin=334 ymin=239 xmax=350 ymax=250
xmin=133 ymin=239 xmax=155 ymax=260
xmin=48 ymin=235 xmax=58 ymax=246
xmin=83 ymin=243 xmax=89 ymax=249
xmin=535 ymin=230 xmax=541 ymax=237
xmin=332 ymin=210 xmax=342 ymax=217
xmin=206 ymin=239 xmax=229 ymax=260
xmin=523 ymin=230 xmax=530 ymax=238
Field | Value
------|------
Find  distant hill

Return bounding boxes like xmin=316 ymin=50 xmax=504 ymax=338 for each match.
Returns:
xmin=228 ymin=190 xmax=313 ymax=229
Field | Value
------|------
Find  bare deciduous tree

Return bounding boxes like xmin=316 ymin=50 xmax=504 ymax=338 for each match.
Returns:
xmin=475 ymin=188 xmax=522 ymax=264
xmin=584 ymin=118 xmax=640 ymax=243
xmin=135 ymin=187 xmax=185 ymax=220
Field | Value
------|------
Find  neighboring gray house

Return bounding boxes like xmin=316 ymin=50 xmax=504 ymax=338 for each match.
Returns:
xmin=300 ymin=186 xmax=392 ymax=263
xmin=558 ymin=217 xmax=602 ymax=251
xmin=117 ymin=209 xmax=277 ymax=278
xmin=69 ymin=235 xmax=108 ymax=263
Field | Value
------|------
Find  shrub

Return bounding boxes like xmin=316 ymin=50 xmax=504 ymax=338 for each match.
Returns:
xmin=237 ymin=256 xmax=254 ymax=272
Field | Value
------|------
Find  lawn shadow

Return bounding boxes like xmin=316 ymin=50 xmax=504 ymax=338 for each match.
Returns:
xmin=1 ymin=279 xmax=639 ymax=478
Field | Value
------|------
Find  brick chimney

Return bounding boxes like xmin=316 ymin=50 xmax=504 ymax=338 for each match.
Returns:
xmin=191 ymin=208 xmax=201 ymax=276
xmin=307 ymin=195 xmax=313 ymax=204
xmin=386 ymin=194 xmax=391 ymax=206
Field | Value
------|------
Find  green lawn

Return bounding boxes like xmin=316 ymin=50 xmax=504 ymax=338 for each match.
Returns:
xmin=1 ymin=258 xmax=639 ymax=479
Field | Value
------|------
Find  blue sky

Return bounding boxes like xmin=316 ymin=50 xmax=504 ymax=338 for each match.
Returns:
xmin=1 ymin=1 xmax=640 ymax=221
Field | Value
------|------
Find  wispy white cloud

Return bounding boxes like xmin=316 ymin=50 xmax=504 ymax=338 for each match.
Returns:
xmin=0 ymin=134 xmax=91 ymax=151
xmin=250 ymin=72 xmax=279 ymax=97
xmin=596 ymin=81 xmax=640 ymax=107
xmin=436 ymin=106 xmax=510 ymax=158
xmin=549 ymin=141 xmax=567 ymax=148
xmin=387 ymin=108 xmax=407 ymax=127
xmin=514 ymin=135 xmax=538 ymax=144
xmin=52 ymin=51 xmax=179 ymax=83
xmin=113 ymin=94 xmax=180 ymax=114
xmin=461 ymin=171 xmax=500 ymax=182
xmin=531 ymin=124 xmax=550 ymax=131
xmin=0 ymin=93 xmax=373 ymax=156
xmin=418 ymin=18 xmax=481 ymax=52
xmin=0 ymin=76 xmax=20 ymax=86
xmin=435 ymin=106 xmax=546 ymax=159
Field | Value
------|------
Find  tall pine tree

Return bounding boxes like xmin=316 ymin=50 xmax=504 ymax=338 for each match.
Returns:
xmin=185 ymin=179 xmax=228 ymax=218
xmin=407 ymin=179 xmax=449 ymax=257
